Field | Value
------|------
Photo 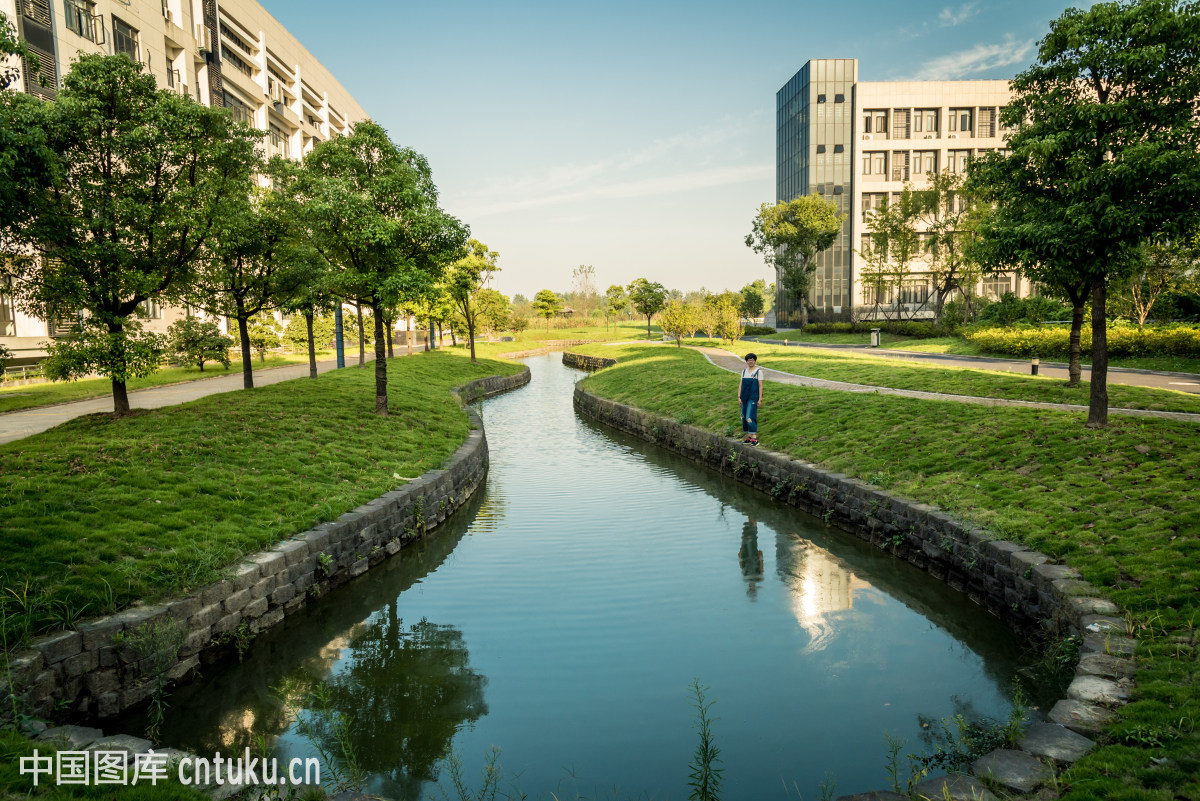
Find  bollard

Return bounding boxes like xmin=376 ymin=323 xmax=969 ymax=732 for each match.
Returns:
xmin=1031 ymin=357 xmax=1039 ymax=376
xmin=870 ymin=328 xmax=881 ymax=348
xmin=783 ymin=339 xmax=788 ymax=347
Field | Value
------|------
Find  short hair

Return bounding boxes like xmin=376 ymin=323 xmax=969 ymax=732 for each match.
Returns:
xmin=745 ymin=353 xmax=757 ymax=361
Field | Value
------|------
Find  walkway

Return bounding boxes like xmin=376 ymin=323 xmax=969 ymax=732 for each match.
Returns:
xmin=694 ymin=346 xmax=1200 ymax=423
xmin=0 ymin=355 xmax=379 ymax=445
xmin=743 ymin=337 xmax=1200 ymax=395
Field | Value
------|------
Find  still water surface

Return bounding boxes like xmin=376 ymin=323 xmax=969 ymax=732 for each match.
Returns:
xmin=144 ymin=354 xmax=1024 ymax=799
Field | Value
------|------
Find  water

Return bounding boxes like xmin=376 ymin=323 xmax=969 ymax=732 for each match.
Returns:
xmin=138 ymin=354 xmax=1025 ymax=799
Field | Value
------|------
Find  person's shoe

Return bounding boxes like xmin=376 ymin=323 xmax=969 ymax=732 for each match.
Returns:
xmin=747 ymin=438 xmax=758 ymax=446
xmin=743 ymin=436 xmax=753 ymax=443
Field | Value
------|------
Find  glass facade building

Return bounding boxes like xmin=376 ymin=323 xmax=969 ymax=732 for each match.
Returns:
xmin=775 ymin=59 xmax=857 ymax=326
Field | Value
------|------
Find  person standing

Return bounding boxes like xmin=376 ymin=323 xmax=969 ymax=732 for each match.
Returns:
xmin=738 ymin=353 xmax=764 ymax=445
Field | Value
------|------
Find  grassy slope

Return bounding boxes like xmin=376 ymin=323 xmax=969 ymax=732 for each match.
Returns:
xmin=576 ymin=343 xmax=1199 ymax=801
xmin=0 ymin=350 xmax=522 ymax=648
xmin=0 ymin=352 xmax=334 ymax=415
xmin=716 ymin=341 xmax=1200 ymax=414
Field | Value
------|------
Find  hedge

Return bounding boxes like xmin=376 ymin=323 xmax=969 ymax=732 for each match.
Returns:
xmin=965 ymin=323 xmax=1200 ymax=358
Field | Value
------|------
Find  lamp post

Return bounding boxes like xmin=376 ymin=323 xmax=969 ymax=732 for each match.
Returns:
xmin=334 ymin=304 xmax=345 ymax=368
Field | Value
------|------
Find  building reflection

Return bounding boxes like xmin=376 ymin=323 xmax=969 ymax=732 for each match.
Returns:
xmin=738 ymin=516 xmax=765 ymax=599
xmin=776 ymin=534 xmax=872 ymax=652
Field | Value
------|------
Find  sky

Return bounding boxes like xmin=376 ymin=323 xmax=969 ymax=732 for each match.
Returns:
xmin=258 ymin=0 xmax=1089 ymax=300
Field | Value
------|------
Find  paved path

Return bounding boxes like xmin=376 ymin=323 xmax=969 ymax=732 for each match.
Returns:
xmin=0 ymin=355 xmax=380 ymax=445
xmin=742 ymin=337 xmax=1200 ymax=395
xmin=694 ymin=346 xmax=1200 ymax=423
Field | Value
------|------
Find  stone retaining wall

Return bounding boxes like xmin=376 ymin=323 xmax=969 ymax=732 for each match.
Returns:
xmin=6 ymin=367 xmax=531 ymax=723
xmin=561 ymin=352 xmax=617 ymax=371
xmin=573 ymin=385 xmax=1134 ymax=799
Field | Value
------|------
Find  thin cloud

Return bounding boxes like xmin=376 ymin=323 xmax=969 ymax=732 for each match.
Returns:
xmin=938 ymin=2 xmax=979 ymax=27
xmin=910 ymin=37 xmax=1034 ymax=80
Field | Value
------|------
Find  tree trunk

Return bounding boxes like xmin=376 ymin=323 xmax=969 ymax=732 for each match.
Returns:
xmin=646 ymin=315 xmax=652 ymax=338
xmin=385 ymin=313 xmax=394 ymax=359
xmin=1066 ymin=296 xmax=1085 ymax=388
xmin=237 ymin=309 xmax=254 ymax=389
xmin=798 ymin=299 xmax=809 ymax=332
xmin=467 ymin=305 xmax=477 ymax=364
xmin=305 ymin=309 xmax=317 ymax=379
xmin=356 ymin=303 xmax=365 ymax=367
xmin=373 ymin=303 xmax=388 ymax=416
xmin=406 ymin=315 xmax=413 ymax=356
xmin=111 ymin=376 xmax=130 ymax=416
xmin=1086 ymin=279 xmax=1109 ymax=429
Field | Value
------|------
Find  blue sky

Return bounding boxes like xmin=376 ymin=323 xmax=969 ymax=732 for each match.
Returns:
xmin=260 ymin=0 xmax=1085 ymax=299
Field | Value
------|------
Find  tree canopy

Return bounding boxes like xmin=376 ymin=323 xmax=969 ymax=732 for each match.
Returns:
xmin=745 ymin=195 xmax=843 ymax=330
xmin=627 ymin=278 xmax=667 ymax=337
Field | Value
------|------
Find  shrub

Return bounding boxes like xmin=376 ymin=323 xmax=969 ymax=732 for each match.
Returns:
xmin=743 ymin=325 xmax=776 ymax=337
xmin=282 ymin=312 xmax=336 ymax=350
xmin=965 ymin=322 xmax=1200 ymax=358
xmin=166 ymin=318 xmax=233 ymax=371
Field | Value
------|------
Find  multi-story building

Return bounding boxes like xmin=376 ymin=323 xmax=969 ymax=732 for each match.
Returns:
xmin=775 ymin=58 xmax=1029 ymax=327
xmin=1 ymin=0 xmax=368 ymax=366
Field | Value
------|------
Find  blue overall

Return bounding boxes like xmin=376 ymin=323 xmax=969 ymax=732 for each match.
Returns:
xmin=740 ymin=370 xmax=760 ymax=434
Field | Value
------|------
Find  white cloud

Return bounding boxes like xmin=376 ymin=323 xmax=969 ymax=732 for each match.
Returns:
xmin=910 ymin=37 xmax=1035 ymax=80
xmin=938 ymin=2 xmax=979 ymax=27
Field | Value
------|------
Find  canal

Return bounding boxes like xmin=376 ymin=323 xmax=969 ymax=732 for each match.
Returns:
xmin=140 ymin=353 xmax=1026 ymax=799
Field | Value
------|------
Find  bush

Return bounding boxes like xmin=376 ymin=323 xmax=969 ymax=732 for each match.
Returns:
xmin=976 ymin=292 xmax=1073 ymax=327
xmin=966 ymin=322 xmax=1200 ymax=358
xmin=743 ymin=325 xmax=776 ymax=336
xmin=282 ymin=312 xmax=336 ymax=350
xmin=166 ymin=318 xmax=233 ymax=371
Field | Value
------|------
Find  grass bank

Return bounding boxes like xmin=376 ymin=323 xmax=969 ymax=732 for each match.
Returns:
xmin=576 ymin=343 xmax=1199 ymax=800
xmin=716 ymin=341 xmax=1200 ymax=414
xmin=0 ymin=352 xmax=334 ymax=415
xmin=0 ymin=350 xmax=522 ymax=651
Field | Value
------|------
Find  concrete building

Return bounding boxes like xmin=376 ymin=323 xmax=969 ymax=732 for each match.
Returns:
xmin=1 ymin=0 xmax=369 ymax=366
xmin=775 ymin=58 xmax=1028 ymax=327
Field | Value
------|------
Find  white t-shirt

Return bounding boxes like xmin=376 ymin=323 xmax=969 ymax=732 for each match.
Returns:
xmin=741 ymin=366 xmax=763 ymax=380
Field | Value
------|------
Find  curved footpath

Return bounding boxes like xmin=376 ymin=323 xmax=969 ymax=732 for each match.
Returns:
xmin=696 ymin=346 xmax=1200 ymax=423
xmin=743 ymin=336 xmax=1200 ymax=395
xmin=6 ymin=365 xmax=531 ymax=800
xmin=567 ymin=350 xmax=1134 ymax=801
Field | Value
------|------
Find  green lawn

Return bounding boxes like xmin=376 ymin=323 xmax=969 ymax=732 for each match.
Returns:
xmin=575 ymin=343 xmax=1199 ymax=801
xmin=0 ymin=351 xmax=334 ymax=415
xmin=706 ymin=340 xmax=1200 ymax=414
xmin=0 ymin=350 xmax=523 ymax=650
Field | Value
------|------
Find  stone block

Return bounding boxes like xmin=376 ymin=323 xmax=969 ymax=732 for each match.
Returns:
xmin=224 ymin=589 xmax=250 ymax=614
xmin=1009 ymin=550 xmax=1048 ymax=574
xmin=244 ymin=597 xmax=269 ymax=619
xmin=189 ymin=603 xmax=223 ymax=630
xmin=211 ymin=611 xmax=243 ymax=637
xmin=166 ymin=655 xmax=200 ymax=682
xmin=1050 ymin=578 xmax=1097 ymax=601
xmin=76 ymin=617 xmax=123 ymax=652
xmin=249 ymin=575 xmax=277 ymax=600
xmin=34 ymin=630 xmax=82 ymax=665
xmin=30 ymin=668 xmax=58 ymax=698
xmin=1080 ymin=615 xmax=1127 ymax=635
xmin=1076 ymin=652 xmax=1135 ymax=680
xmin=88 ymin=734 xmax=155 ymax=765
xmin=39 ymin=725 xmax=104 ymax=749
xmin=1081 ymin=632 xmax=1136 ymax=657
xmin=971 ymin=749 xmax=1053 ymax=793
xmin=1018 ymin=722 xmax=1094 ymax=764
xmin=6 ymin=650 xmax=44 ymax=686
xmin=165 ymin=595 xmax=201 ymax=623
xmin=982 ymin=539 xmax=1023 ymax=562
xmin=1067 ymin=675 xmax=1129 ymax=706
xmin=247 ymin=550 xmax=286 ymax=577
xmin=304 ymin=530 xmax=331 ymax=554
xmin=230 ymin=562 xmax=261 ymax=592
xmin=284 ymin=596 xmax=306 ymax=614
xmin=1048 ymin=698 xmax=1116 ymax=735
xmin=62 ymin=649 xmax=98 ymax=680
xmin=912 ymin=774 xmax=996 ymax=801
xmin=200 ymin=581 xmax=233 ymax=608
xmin=180 ymin=627 xmax=211 ymax=658
xmin=252 ymin=608 xmax=285 ymax=633
xmin=1068 ymin=596 xmax=1121 ymax=618
xmin=119 ymin=681 xmax=155 ymax=709
xmin=349 ymin=558 xmax=369 ymax=577
xmin=270 ymin=584 xmax=296 ymax=606
xmin=274 ymin=539 xmax=310 ymax=567
xmin=1031 ymin=562 xmax=1080 ymax=594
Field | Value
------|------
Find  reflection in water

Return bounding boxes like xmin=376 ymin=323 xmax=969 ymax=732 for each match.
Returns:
xmin=738 ymin=516 xmax=764 ymax=599
xmin=777 ymin=536 xmax=873 ymax=654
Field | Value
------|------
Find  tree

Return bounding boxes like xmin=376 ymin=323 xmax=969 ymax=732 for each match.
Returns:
xmin=165 ymin=318 xmax=233 ymax=371
xmin=914 ymin=172 xmax=981 ymax=321
xmin=859 ymin=187 xmax=922 ymax=321
xmin=604 ymin=284 xmax=627 ymax=330
xmin=299 ymin=121 xmax=466 ymax=415
xmin=246 ymin=314 xmax=281 ymax=362
xmin=447 ymin=239 xmax=499 ymax=363
xmin=745 ymin=195 xmax=843 ymax=331
xmin=3 ymin=54 xmax=257 ymax=414
xmin=627 ymin=278 xmax=667 ymax=337
xmin=0 ymin=11 xmax=37 ymax=91
xmin=967 ymin=0 xmax=1200 ymax=427
xmin=1114 ymin=236 xmax=1199 ymax=328
xmin=532 ymin=289 xmax=563 ymax=329
xmin=178 ymin=157 xmax=316 ymax=389
xmin=571 ymin=264 xmax=598 ymax=319
xmin=474 ymin=289 xmax=510 ymax=336
xmin=659 ymin=300 xmax=698 ymax=347
xmin=710 ymin=294 xmax=744 ymax=343
xmin=739 ymin=280 xmax=765 ymax=322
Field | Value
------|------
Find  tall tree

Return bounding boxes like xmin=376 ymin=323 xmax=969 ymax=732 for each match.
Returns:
xmin=299 ymin=121 xmax=465 ymax=415
xmin=968 ymin=0 xmax=1200 ymax=427
xmin=739 ymin=280 xmax=766 ymax=322
xmin=659 ymin=300 xmax=697 ymax=347
xmin=1114 ymin=236 xmax=1199 ymax=328
xmin=859 ymin=186 xmax=921 ymax=321
xmin=745 ymin=195 xmax=843 ymax=331
xmin=914 ymin=172 xmax=980 ymax=321
xmin=532 ymin=289 xmax=563 ymax=329
xmin=4 ymin=54 xmax=257 ymax=415
xmin=571 ymin=264 xmax=598 ymax=318
xmin=448 ymin=239 xmax=500 ymax=364
xmin=0 ymin=11 xmax=37 ymax=91
xmin=627 ymin=278 xmax=667 ymax=338
xmin=176 ymin=157 xmax=315 ymax=389
xmin=604 ymin=284 xmax=627 ymax=330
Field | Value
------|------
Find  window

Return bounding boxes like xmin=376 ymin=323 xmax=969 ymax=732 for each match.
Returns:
xmin=222 ymin=46 xmax=253 ymax=77
xmin=948 ymin=150 xmax=972 ymax=174
xmin=817 ymin=94 xmax=826 ymax=103
xmin=222 ymin=90 xmax=254 ymax=125
xmin=269 ymin=124 xmax=289 ymax=158
xmin=862 ymin=152 xmax=887 ymax=176
xmin=891 ymin=151 xmax=910 ymax=181
xmin=949 ymin=108 xmax=973 ymax=134
xmin=912 ymin=151 xmax=937 ymax=176
xmin=977 ymin=107 xmax=996 ymax=138
xmin=220 ymin=23 xmax=255 ymax=56
xmin=861 ymin=192 xmax=887 ymax=222
xmin=982 ymin=275 xmax=1012 ymax=300
xmin=833 ymin=144 xmax=844 ymax=153
xmin=863 ymin=110 xmax=887 ymax=135
xmin=891 ymin=109 xmax=911 ymax=139
xmin=834 ymin=94 xmax=845 ymax=103
xmin=898 ymin=281 xmax=929 ymax=306
xmin=816 ymin=144 xmax=826 ymax=153
xmin=112 ymin=17 xmax=139 ymax=61
xmin=64 ymin=0 xmax=98 ymax=41
xmin=914 ymin=109 xmax=938 ymax=135
xmin=139 ymin=299 xmax=162 ymax=319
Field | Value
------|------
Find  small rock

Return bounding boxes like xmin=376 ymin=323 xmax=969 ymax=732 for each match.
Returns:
xmin=912 ymin=774 xmax=997 ymax=801
xmin=1048 ymin=699 xmax=1116 ymax=735
xmin=972 ymin=749 xmax=1053 ymax=793
xmin=1067 ymin=675 xmax=1129 ymax=706
xmin=38 ymin=725 xmax=104 ymax=749
xmin=1019 ymin=722 xmax=1094 ymax=763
